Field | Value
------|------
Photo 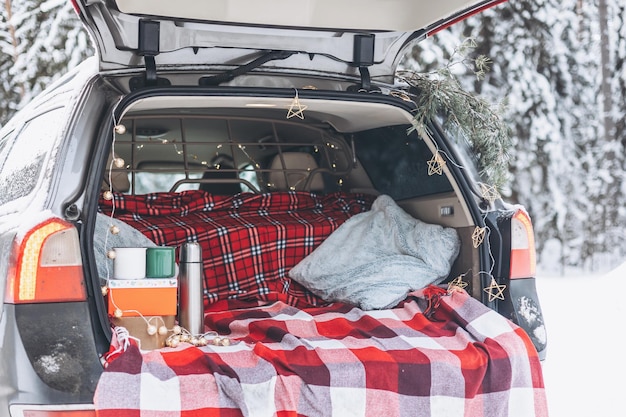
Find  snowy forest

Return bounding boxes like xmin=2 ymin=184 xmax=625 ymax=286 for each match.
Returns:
xmin=1 ymin=0 xmax=624 ymax=274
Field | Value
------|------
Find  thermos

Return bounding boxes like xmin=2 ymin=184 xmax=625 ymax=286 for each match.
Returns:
xmin=178 ymin=243 xmax=205 ymax=335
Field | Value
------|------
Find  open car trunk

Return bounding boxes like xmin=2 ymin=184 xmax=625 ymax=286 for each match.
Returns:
xmin=92 ymin=92 xmax=547 ymax=416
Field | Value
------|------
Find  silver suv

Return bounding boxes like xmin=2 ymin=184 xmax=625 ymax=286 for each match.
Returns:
xmin=0 ymin=1 xmax=546 ymax=415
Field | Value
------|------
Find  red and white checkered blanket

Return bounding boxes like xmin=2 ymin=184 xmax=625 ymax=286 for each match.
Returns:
xmin=100 ymin=191 xmax=375 ymax=307
xmin=94 ymin=287 xmax=547 ymax=417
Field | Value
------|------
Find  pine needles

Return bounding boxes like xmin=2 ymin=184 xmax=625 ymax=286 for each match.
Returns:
xmin=397 ymin=39 xmax=511 ymax=191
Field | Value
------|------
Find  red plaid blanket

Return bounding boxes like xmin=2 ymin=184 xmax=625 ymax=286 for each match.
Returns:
xmin=100 ymin=191 xmax=374 ymax=307
xmin=94 ymin=287 xmax=547 ymax=417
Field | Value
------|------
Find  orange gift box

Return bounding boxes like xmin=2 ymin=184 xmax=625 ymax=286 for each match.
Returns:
xmin=107 ymin=278 xmax=178 ymax=317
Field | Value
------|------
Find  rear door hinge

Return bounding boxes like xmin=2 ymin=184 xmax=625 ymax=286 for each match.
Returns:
xmin=129 ymin=20 xmax=171 ymax=90
xmin=348 ymin=34 xmax=379 ymax=92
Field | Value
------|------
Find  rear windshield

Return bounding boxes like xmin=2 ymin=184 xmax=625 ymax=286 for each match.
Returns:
xmin=353 ymin=125 xmax=454 ymax=200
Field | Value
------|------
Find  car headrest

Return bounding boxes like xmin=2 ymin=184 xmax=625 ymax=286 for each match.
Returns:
xmin=199 ymin=154 xmax=241 ymax=195
xmin=199 ymin=169 xmax=241 ymax=195
xmin=267 ymin=152 xmax=325 ymax=192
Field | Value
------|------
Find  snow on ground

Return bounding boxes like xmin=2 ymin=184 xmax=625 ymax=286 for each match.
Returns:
xmin=537 ymin=261 xmax=626 ymax=416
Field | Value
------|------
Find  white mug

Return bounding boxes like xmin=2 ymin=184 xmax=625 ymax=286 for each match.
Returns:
xmin=112 ymin=247 xmax=147 ymax=279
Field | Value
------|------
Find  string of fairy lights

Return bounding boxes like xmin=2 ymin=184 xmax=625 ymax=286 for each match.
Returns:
xmin=100 ymin=92 xmax=348 ymax=351
xmin=423 ymin=134 xmax=507 ymax=302
xmin=101 ymin=118 xmax=235 ymax=352
xmin=100 ymin=90 xmax=507 ymax=355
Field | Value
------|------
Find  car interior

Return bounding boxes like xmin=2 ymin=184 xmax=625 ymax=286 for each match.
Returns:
xmin=100 ymin=96 xmax=481 ymax=299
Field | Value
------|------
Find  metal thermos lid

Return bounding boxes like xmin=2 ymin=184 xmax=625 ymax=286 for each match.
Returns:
xmin=180 ymin=242 xmax=202 ymax=263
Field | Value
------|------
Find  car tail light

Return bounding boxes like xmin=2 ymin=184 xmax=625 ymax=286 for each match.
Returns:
xmin=5 ymin=218 xmax=86 ymax=303
xmin=428 ymin=0 xmax=508 ymax=36
xmin=10 ymin=404 xmax=96 ymax=417
xmin=509 ymin=210 xmax=536 ymax=279
xmin=22 ymin=411 xmax=96 ymax=417
xmin=69 ymin=0 xmax=81 ymax=17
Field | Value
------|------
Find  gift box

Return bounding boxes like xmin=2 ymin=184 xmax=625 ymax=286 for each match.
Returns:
xmin=111 ymin=315 xmax=176 ymax=350
xmin=107 ymin=278 xmax=177 ymax=317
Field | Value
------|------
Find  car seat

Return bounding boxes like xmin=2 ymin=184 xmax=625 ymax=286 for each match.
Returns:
xmin=199 ymin=154 xmax=241 ymax=195
xmin=267 ymin=152 xmax=325 ymax=192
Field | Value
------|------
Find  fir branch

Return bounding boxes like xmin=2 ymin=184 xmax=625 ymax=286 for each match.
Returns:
xmin=397 ymin=39 xmax=511 ymax=190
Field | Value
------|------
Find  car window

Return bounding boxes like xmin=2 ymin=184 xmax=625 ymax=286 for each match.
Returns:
xmin=354 ymin=125 xmax=454 ymax=200
xmin=436 ymin=118 xmax=483 ymax=183
xmin=0 ymin=129 xmax=13 ymax=154
xmin=239 ymin=164 xmax=260 ymax=193
xmin=0 ymin=129 xmax=15 ymax=168
xmin=133 ymin=171 xmax=202 ymax=193
xmin=0 ymin=109 xmax=63 ymax=206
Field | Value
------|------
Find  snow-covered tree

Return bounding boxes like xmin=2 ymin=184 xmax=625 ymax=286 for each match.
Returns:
xmin=614 ymin=2 xmax=626 ymax=250
xmin=594 ymin=0 xmax=626 ymax=267
xmin=0 ymin=0 xmax=92 ymax=126
xmin=403 ymin=0 xmax=624 ymax=272
xmin=0 ymin=0 xmax=23 ymax=124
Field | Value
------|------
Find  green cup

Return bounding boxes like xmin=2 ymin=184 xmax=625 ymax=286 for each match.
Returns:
xmin=146 ymin=247 xmax=176 ymax=278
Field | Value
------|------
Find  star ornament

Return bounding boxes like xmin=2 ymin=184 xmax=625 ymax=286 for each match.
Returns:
xmin=447 ymin=275 xmax=468 ymax=294
xmin=286 ymin=91 xmax=308 ymax=119
xmin=472 ymin=226 xmax=486 ymax=248
xmin=479 ymin=183 xmax=500 ymax=204
xmin=483 ymin=277 xmax=506 ymax=302
xmin=427 ymin=152 xmax=446 ymax=176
